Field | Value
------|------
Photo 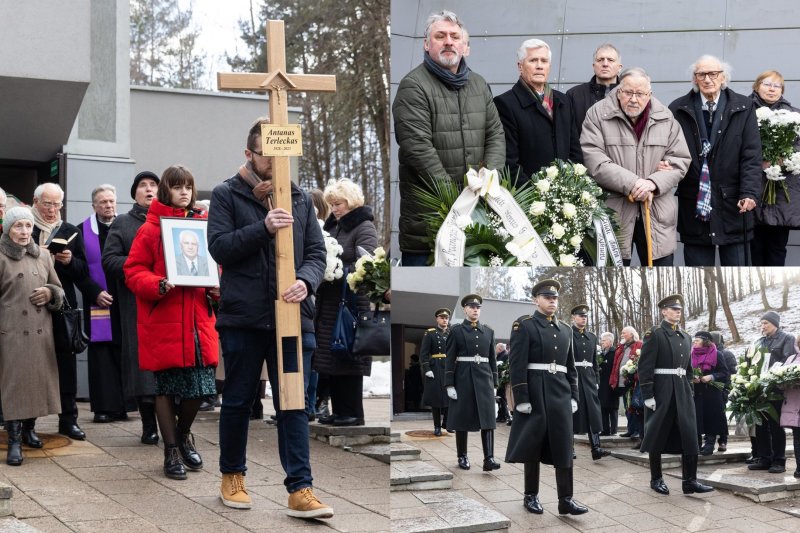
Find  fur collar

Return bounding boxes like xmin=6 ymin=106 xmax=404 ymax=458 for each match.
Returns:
xmin=323 ymin=205 xmax=374 ymax=232
xmin=0 ymin=234 xmax=40 ymax=260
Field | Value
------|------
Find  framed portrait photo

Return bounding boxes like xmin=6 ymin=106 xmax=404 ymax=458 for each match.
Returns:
xmin=160 ymin=217 xmax=220 ymax=287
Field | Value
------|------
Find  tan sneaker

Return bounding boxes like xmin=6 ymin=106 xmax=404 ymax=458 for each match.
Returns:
xmin=220 ymin=472 xmax=252 ymax=509
xmin=287 ymin=487 xmax=334 ymax=519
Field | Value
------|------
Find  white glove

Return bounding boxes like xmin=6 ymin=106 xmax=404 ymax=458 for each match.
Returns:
xmin=596 ymin=384 xmax=600 ymax=390
xmin=425 ymin=371 xmax=434 ymax=378
xmin=645 ymin=398 xmax=656 ymax=410
xmin=571 ymin=399 xmax=578 ymax=413
xmin=447 ymin=386 xmax=458 ymax=400
xmin=516 ymin=402 xmax=532 ymax=414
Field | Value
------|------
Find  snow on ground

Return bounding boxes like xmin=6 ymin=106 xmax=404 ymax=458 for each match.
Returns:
xmin=684 ymin=283 xmax=800 ymax=357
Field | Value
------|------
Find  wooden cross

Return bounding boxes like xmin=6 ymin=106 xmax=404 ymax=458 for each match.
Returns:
xmin=217 ymin=20 xmax=336 ymax=410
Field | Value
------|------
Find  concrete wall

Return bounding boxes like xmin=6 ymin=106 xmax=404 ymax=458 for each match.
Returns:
xmin=390 ymin=0 xmax=800 ymax=262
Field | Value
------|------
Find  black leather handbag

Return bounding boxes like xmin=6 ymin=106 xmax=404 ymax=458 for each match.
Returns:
xmin=52 ymin=301 xmax=89 ymax=354
xmin=330 ymin=270 xmax=357 ymax=360
xmin=352 ymin=309 xmax=390 ymax=357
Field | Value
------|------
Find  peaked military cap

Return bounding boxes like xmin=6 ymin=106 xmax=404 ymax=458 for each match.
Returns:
xmin=434 ymin=308 xmax=451 ymax=317
xmin=570 ymin=304 xmax=589 ymax=316
xmin=532 ymin=279 xmax=560 ymax=297
xmin=461 ymin=294 xmax=482 ymax=307
xmin=657 ymin=294 xmax=684 ymax=309
xmin=694 ymin=331 xmax=712 ymax=342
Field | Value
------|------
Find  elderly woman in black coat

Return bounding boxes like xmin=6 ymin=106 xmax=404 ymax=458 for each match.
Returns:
xmin=313 ymin=179 xmax=378 ymax=426
xmin=691 ymin=331 xmax=730 ymax=456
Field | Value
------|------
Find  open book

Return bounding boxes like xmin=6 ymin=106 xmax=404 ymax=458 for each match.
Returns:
xmin=47 ymin=232 xmax=77 ymax=254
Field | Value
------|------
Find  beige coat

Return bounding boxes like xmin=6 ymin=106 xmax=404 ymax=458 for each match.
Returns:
xmin=581 ymin=88 xmax=691 ymax=260
xmin=0 ymin=235 xmax=64 ymax=420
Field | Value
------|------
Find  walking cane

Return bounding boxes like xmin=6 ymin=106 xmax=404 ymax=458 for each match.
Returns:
xmin=743 ymin=209 xmax=751 ymax=266
xmin=643 ymin=196 xmax=653 ymax=267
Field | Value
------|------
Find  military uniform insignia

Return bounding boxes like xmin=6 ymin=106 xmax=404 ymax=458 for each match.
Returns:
xmin=643 ymin=328 xmax=654 ymax=339
xmin=512 ymin=322 xmax=520 ymax=331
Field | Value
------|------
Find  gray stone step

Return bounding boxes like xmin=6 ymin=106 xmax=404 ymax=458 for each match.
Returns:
xmin=611 ymin=444 xmax=795 ymax=468
xmin=350 ymin=443 xmax=390 ymax=464
xmin=391 ymin=431 xmax=401 ymax=443
xmin=0 ymin=517 xmax=40 ymax=532
xmin=391 ymin=460 xmax=453 ymax=491
xmin=309 ymin=422 xmax=391 ymax=447
xmin=575 ymin=433 xmax=748 ymax=449
xmin=664 ymin=465 xmax=800 ymax=503
xmin=391 ymin=442 xmax=421 ymax=461
xmin=392 ymin=490 xmax=510 ymax=532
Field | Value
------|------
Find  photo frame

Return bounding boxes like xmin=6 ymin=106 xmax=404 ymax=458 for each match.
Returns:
xmin=160 ymin=217 xmax=220 ymax=288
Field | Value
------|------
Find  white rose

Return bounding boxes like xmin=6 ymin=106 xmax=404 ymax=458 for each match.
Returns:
xmin=551 ymin=223 xmax=565 ymax=239
xmin=545 ymin=166 xmax=559 ymax=179
xmin=573 ymin=163 xmax=587 ymax=177
xmin=373 ymin=247 xmax=386 ymax=260
xmin=559 ymin=254 xmax=577 ymax=267
xmin=580 ymin=191 xmax=593 ymax=204
xmin=748 ymin=368 xmax=755 ymax=376
xmin=562 ymin=203 xmax=577 ymax=219
xmin=569 ymin=235 xmax=582 ymax=248
xmin=529 ymin=201 xmax=547 ymax=216
xmin=750 ymin=375 xmax=758 ymax=383
xmin=535 ymin=179 xmax=551 ymax=193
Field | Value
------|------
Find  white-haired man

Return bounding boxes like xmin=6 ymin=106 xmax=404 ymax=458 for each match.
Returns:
xmin=669 ymin=55 xmax=761 ymax=266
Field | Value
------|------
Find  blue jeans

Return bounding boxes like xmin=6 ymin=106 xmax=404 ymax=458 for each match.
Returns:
xmin=306 ymin=369 xmax=319 ymax=416
xmin=218 ymin=328 xmax=315 ymax=493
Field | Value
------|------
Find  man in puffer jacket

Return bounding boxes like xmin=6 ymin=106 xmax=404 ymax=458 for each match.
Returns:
xmin=393 ymin=9 xmax=505 ymax=265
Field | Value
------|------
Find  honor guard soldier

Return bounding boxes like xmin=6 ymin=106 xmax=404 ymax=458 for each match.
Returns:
xmin=445 ymin=294 xmax=501 ymax=471
xmin=571 ymin=304 xmax=610 ymax=460
xmin=421 ymin=308 xmax=451 ymax=436
xmin=639 ymin=294 xmax=714 ymax=496
xmin=506 ymin=280 xmax=588 ymax=516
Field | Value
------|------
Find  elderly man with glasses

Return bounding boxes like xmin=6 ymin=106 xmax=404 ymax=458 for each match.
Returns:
xmin=669 ymin=55 xmax=762 ymax=266
xmin=581 ymin=67 xmax=691 ymax=266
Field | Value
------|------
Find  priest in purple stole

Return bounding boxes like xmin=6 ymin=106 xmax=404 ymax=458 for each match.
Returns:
xmin=80 ymin=185 xmax=133 ymax=423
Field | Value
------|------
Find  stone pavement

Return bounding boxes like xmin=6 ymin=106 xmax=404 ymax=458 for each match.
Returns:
xmin=391 ymin=419 xmax=800 ymax=532
xmin=0 ymin=398 xmax=389 ymax=533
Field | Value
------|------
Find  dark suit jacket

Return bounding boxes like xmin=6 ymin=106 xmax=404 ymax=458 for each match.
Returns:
xmin=494 ymin=79 xmax=583 ymax=186
xmin=175 ymin=254 xmax=209 ymax=276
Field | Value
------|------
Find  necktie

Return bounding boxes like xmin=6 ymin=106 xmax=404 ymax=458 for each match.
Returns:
xmin=190 ymin=261 xmax=197 ymax=275
xmin=706 ymin=100 xmax=715 ymax=126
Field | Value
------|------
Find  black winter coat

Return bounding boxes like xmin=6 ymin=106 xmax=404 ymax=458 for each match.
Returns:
xmin=693 ymin=350 xmax=730 ymax=437
xmin=567 ymin=75 xmax=619 ymax=136
xmin=420 ymin=326 xmax=449 ymax=408
xmin=494 ymin=80 xmax=583 ymax=186
xmin=445 ymin=320 xmax=497 ymax=431
xmin=506 ymin=311 xmax=578 ymax=467
xmin=598 ymin=346 xmax=618 ymax=408
xmin=572 ymin=326 xmax=603 ymax=434
xmin=669 ymin=88 xmax=762 ymax=247
xmin=208 ymin=175 xmax=325 ymax=333
xmin=638 ymin=320 xmax=699 ymax=455
xmin=313 ymin=206 xmax=377 ymax=377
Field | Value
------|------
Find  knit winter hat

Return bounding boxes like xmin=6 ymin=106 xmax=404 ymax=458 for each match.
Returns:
xmin=761 ymin=311 xmax=780 ymax=328
xmin=2 ymin=206 xmax=34 ymax=234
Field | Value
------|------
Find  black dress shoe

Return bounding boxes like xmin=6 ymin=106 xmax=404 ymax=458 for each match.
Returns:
xmin=591 ymin=448 xmax=611 ymax=460
xmin=457 ymin=455 xmax=470 ymax=470
xmin=558 ymin=497 xmax=588 ymax=515
xmin=177 ymin=432 xmax=203 ymax=471
xmin=483 ymin=457 xmax=501 ymax=471
xmin=141 ymin=429 xmax=159 ymax=445
xmin=93 ymin=413 xmax=111 ymax=423
xmin=619 ymin=431 xmax=633 ymax=437
xmin=58 ymin=422 xmax=86 ymax=440
xmin=164 ymin=445 xmax=187 ymax=480
xmin=318 ymin=415 xmax=337 ymax=425
xmin=433 ymin=426 xmax=442 ymax=436
xmin=523 ymin=494 xmax=543 ymax=514
xmin=748 ymin=460 xmax=771 ymax=471
xmin=682 ymin=479 xmax=714 ymax=494
xmin=769 ymin=464 xmax=786 ymax=474
xmin=744 ymin=455 xmax=757 ymax=464
xmin=650 ymin=477 xmax=670 ymax=495
xmin=332 ymin=416 xmax=364 ymax=426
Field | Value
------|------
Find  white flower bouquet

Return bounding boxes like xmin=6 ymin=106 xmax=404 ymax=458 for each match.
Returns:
xmin=321 ymin=230 xmax=344 ymax=282
xmin=761 ymin=362 xmax=800 ymax=391
xmin=346 ymin=247 xmax=389 ymax=308
xmin=755 ymin=106 xmax=800 ymax=204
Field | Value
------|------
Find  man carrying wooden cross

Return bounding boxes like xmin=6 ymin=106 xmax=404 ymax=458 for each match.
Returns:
xmin=208 ymin=118 xmax=330 ymax=516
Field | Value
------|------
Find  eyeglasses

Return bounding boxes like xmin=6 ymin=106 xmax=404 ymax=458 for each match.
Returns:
xmin=39 ymin=201 xmax=62 ymax=209
xmin=694 ymin=71 xmax=722 ymax=81
xmin=619 ymin=90 xmax=650 ymax=100
xmin=761 ymin=81 xmax=783 ymax=89
xmin=249 ymin=149 xmax=268 ymax=157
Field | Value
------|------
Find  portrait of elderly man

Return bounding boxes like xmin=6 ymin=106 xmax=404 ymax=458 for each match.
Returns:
xmin=494 ymin=38 xmax=582 ymax=186
xmin=392 ymin=9 xmax=505 ymax=266
xmin=174 ymin=230 xmax=209 ymax=277
xmin=669 ymin=55 xmax=761 ymax=266
xmin=581 ymin=68 xmax=690 ymax=266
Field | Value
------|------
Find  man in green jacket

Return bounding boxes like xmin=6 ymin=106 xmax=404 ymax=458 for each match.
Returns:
xmin=392 ymin=9 xmax=506 ymax=266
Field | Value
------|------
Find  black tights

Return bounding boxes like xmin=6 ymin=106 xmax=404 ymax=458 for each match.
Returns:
xmin=155 ymin=395 xmax=202 ymax=446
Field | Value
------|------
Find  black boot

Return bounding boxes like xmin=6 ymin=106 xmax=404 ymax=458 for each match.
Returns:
xmin=682 ymin=454 xmax=714 ymax=494
xmin=6 ymin=421 xmax=22 ymax=466
xmin=177 ymin=430 xmax=203 ymax=470
xmin=700 ymin=436 xmax=715 ymax=456
xmin=590 ymin=433 xmax=610 ymax=460
xmin=523 ymin=462 xmax=542 ymax=514
xmin=745 ymin=437 xmax=758 ymax=464
xmin=649 ymin=453 xmax=669 ymax=494
xmin=769 ymin=458 xmax=787 ymax=474
xmin=139 ymin=399 xmax=159 ymax=445
xmin=481 ymin=429 xmax=501 ymax=471
xmin=555 ymin=467 xmax=588 ymax=515
xmin=456 ymin=431 xmax=470 ymax=470
xmin=21 ymin=418 xmax=43 ymax=449
xmin=163 ymin=444 xmax=187 ymax=480
xmin=432 ymin=408 xmax=442 ymax=436
xmin=58 ymin=394 xmax=85 ymax=440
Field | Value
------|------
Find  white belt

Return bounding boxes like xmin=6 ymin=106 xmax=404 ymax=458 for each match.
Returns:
xmin=575 ymin=361 xmax=593 ymax=368
xmin=457 ymin=356 xmax=489 ymax=364
xmin=528 ymin=363 xmax=568 ymax=374
xmin=655 ymin=368 xmax=687 ymax=376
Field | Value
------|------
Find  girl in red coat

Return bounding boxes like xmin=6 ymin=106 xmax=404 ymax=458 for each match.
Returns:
xmin=124 ymin=165 xmax=219 ymax=480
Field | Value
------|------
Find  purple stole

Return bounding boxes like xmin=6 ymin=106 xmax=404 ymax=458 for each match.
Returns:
xmin=82 ymin=216 xmax=113 ymax=342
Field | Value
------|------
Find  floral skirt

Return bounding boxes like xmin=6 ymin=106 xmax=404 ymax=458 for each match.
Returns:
xmin=155 ymin=366 xmax=216 ymax=398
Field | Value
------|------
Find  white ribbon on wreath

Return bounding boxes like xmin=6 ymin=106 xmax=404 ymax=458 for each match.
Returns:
xmin=434 ymin=168 xmax=555 ymax=266
xmin=593 ymin=216 xmax=624 ymax=266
